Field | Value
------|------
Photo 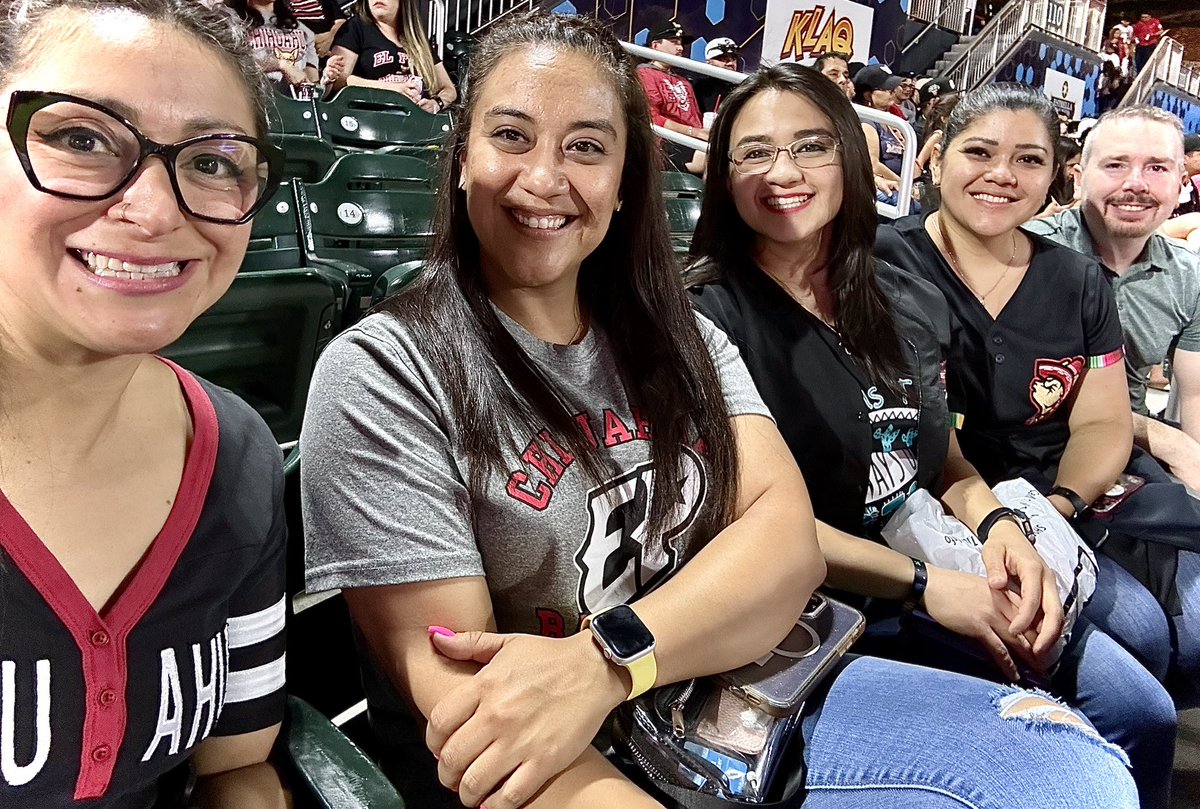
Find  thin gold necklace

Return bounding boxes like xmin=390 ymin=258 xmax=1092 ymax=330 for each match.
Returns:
xmin=936 ymin=214 xmax=1018 ymax=303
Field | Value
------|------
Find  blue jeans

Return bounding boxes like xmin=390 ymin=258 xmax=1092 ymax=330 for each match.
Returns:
xmin=1086 ymin=549 xmax=1200 ymax=705
xmin=800 ymin=657 xmax=1137 ymax=808
xmin=1054 ymin=617 xmax=1177 ymax=808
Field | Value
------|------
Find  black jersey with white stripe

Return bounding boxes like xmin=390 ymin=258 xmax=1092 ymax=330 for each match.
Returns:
xmin=0 ymin=360 xmax=286 ymax=808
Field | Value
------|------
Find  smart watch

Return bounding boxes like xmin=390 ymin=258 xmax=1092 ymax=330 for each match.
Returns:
xmin=582 ymin=604 xmax=658 ymax=700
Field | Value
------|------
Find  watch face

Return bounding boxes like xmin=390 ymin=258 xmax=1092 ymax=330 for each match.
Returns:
xmin=591 ymin=605 xmax=655 ymax=661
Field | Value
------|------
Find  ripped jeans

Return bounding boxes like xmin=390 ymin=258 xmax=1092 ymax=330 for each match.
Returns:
xmin=799 ymin=657 xmax=1137 ymax=808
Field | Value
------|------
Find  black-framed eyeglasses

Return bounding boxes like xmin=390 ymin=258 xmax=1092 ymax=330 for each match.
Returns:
xmin=729 ymin=135 xmax=841 ymax=176
xmin=5 ymin=90 xmax=284 ymax=225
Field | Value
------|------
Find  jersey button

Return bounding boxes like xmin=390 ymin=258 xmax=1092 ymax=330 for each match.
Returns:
xmin=91 ymin=744 xmax=111 ymax=762
xmin=994 ymin=353 xmax=1006 ymax=364
xmin=90 ymin=630 xmax=111 ymax=647
xmin=992 ymin=335 xmax=1004 ymax=345
xmin=98 ymin=688 xmax=118 ymax=707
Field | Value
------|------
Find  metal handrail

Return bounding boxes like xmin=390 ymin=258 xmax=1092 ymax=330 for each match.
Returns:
xmin=908 ymin=0 xmax=974 ymax=36
xmin=621 ymin=42 xmax=915 ymax=218
xmin=1120 ymin=38 xmax=1185 ymax=107
xmin=944 ymin=0 xmax=1108 ymax=91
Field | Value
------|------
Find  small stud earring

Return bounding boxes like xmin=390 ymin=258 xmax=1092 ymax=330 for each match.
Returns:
xmin=615 ymin=200 xmax=623 ymax=212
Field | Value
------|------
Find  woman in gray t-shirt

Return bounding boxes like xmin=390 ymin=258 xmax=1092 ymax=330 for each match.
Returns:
xmin=301 ymin=12 xmax=1138 ymax=809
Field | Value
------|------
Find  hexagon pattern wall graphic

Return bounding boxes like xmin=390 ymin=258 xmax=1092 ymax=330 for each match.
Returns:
xmin=706 ymin=0 xmax=725 ymax=25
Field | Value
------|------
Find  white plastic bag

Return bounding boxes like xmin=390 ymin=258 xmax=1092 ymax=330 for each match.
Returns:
xmin=881 ymin=482 xmax=1097 ymax=638
xmin=990 ymin=479 xmax=1098 ymax=633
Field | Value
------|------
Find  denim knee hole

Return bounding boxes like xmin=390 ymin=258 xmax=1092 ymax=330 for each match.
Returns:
xmin=990 ymin=687 xmax=1131 ymax=766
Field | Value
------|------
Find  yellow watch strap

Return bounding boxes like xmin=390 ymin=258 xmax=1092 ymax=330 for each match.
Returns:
xmin=582 ymin=610 xmax=658 ymax=700
xmin=625 ymin=650 xmax=657 ymax=700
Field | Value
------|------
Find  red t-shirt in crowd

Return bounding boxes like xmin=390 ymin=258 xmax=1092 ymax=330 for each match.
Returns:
xmin=1133 ymin=18 xmax=1164 ymax=47
xmin=637 ymin=64 xmax=702 ymax=130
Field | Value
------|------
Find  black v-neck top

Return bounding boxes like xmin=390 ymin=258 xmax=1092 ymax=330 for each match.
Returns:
xmin=0 ymin=361 xmax=286 ymax=808
xmin=876 ymin=214 xmax=1124 ymax=485
xmin=691 ymin=259 xmax=953 ymax=537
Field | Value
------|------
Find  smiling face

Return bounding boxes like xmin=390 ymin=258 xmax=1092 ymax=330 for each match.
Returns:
xmin=1077 ymin=118 xmax=1184 ymax=241
xmin=461 ymin=45 xmax=625 ymax=299
xmin=933 ymin=108 xmax=1055 ymax=238
xmin=0 ymin=8 xmax=258 ymax=358
xmin=728 ymin=88 xmax=843 ymax=258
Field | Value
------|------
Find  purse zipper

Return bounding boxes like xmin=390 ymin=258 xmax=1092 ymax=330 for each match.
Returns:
xmin=669 ymin=680 xmax=697 ymax=738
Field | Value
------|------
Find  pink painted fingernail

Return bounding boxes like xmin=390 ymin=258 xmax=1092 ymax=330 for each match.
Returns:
xmin=428 ymin=625 xmax=456 ymax=637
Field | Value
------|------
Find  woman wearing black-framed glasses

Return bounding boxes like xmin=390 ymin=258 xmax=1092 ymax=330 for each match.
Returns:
xmin=0 ymin=1 xmax=289 ymax=807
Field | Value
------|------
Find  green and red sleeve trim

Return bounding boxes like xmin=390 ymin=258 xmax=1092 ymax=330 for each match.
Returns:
xmin=1088 ymin=347 xmax=1124 ymax=369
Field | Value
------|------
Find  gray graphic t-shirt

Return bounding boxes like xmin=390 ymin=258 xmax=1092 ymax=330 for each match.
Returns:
xmin=302 ymin=309 xmax=769 ymax=637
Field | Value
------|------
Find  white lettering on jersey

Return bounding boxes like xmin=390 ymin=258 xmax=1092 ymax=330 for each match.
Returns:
xmin=1 ymin=660 xmax=50 ymax=786
xmin=574 ymin=447 xmax=706 ymax=614
xmin=142 ymin=649 xmax=184 ymax=761
xmin=185 ymin=635 xmax=222 ymax=749
xmin=144 ymin=629 xmax=233 ymax=762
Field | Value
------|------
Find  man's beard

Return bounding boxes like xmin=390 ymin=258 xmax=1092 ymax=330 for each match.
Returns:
xmin=1102 ymin=192 xmax=1165 ymax=239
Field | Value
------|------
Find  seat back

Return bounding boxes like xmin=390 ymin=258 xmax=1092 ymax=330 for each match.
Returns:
xmin=300 ymin=153 xmax=436 ymax=320
xmin=320 ymin=86 xmax=452 ymax=150
xmin=242 ymin=181 xmax=307 ymax=273
xmin=161 ymin=267 xmax=348 ymax=444
xmin=267 ymin=92 xmax=322 ymax=138
xmin=661 ymin=170 xmax=704 ymax=197
xmin=274 ymin=135 xmax=340 ymax=184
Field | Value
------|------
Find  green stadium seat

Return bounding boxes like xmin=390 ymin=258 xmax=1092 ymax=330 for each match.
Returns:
xmin=160 ymin=266 xmax=349 ymax=444
xmin=299 ymin=153 xmax=437 ymax=321
xmin=371 ymin=259 xmax=425 ymax=305
xmin=661 ymin=171 xmax=702 ymax=255
xmin=319 ymin=86 xmax=452 ymax=151
xmin=267 ymin=92 xmax=322 ymax=138
xmin=274 ymin=135 xmax=339 ymax=184
xmin=661 ymin=170 xmax=704 ymax=196
xmin=243 ymin=182 xmax=306 ymax=273
xmin=284 ymin=696 xmax=405 ymax=809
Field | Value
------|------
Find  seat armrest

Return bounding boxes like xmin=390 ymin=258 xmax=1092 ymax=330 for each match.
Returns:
xmin=284 ymin=696 xmax=404 ymax=809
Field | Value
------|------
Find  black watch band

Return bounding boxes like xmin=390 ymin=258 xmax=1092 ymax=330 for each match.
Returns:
xmin=977 ymin=507 xmax=1021 ymax=542
xmin=1050 ymin=486 xmax=1089 ymax=519
xmin=903 ymin=557 xmax=928 ymax=613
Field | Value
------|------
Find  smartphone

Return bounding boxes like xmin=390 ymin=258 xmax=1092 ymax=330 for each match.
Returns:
xmin=1091 ymin=473 xmax=1145 ymax=514
xmin=719 ymin=592 xmax=865 ymax=717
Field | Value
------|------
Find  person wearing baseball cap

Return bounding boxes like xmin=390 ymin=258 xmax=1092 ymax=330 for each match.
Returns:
xmin=1176 ymin=133 xmax=1200 ymax=217
xmin=704 ymin=37 xmax=739 ymax=68
xmin=691 ymin=37 xmax=740 ymax=116
xmin=853 ymin=65 xmax=913 ymax=207
xmin=638 ymin=18 xmax=705 ymax=173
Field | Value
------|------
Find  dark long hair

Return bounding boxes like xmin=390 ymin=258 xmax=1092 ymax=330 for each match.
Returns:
xmin=381 ymin=10 xmax=738 ymax=543
xmin=225 ymin=0 xmax=298 ymax=31
xmin=689 ymin=62 xmax=908 ymax=393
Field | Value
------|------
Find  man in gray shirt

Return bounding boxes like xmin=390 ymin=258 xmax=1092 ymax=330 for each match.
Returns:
xmin=1026 ymin=106 xmax=1200 ymax=489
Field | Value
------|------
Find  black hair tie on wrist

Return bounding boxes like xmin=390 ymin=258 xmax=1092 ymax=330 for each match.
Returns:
xmin=903 ymin=557 xmax=928 ymax=613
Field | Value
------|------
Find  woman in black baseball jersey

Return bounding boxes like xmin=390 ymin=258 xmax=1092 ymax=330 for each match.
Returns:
xmin=0 ymin=0 xmax=288 ymax=806
xmin=877 ymin=83 xmax=1199 ymax=808
xmin=328 ymin=0 xmax=456 ymax=113
xmin=689 ymin=66 xmax=1173 ymax=809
